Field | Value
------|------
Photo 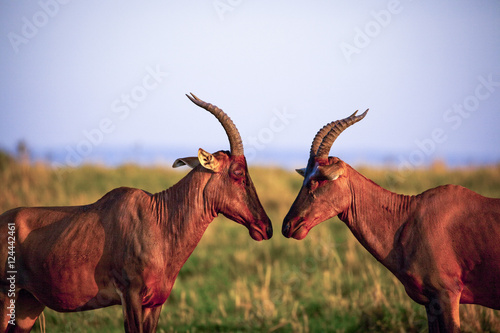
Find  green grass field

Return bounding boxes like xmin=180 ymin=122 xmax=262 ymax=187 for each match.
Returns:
xmin=1 ymin=152 xmax=499 ymax=332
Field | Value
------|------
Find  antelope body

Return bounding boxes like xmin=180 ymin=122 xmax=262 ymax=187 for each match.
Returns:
xmin=0 ymin=94 xmax=272 ymax=333
xmin=282 ymin=111 xmax=500 ymax=332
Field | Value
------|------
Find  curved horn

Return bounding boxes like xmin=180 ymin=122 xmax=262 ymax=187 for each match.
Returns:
xmin=309 ymin=110 xmax=359 ymax=157
xmin=186 ymin=93 xmax=244 ymax=156
xmin=316 ymin=109 xmax=369 ymax=159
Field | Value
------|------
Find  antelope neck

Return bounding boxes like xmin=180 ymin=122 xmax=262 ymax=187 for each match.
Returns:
xmin=151 ymin=169 xmax=217 ymax=253
xmin=339 ymin=166 xmax=416 ymax=269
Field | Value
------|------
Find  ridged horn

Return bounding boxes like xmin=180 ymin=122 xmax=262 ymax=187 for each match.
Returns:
xmin=186 ymin=93 xmax=244 ymax=156
xmin=316 ymin=109 xmax=369 ymax=159
xmin=309 ymin=110 xmax=359 ymax=157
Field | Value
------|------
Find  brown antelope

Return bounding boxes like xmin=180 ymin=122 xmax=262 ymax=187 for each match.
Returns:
xmin=282 ymin=111 xmax=500 ymax=332
xmin=0 ymin=93 xmax=273 ymax=333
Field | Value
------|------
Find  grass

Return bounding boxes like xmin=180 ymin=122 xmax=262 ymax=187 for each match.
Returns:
xmin=1 ymin=151 xmax=499 ymax=332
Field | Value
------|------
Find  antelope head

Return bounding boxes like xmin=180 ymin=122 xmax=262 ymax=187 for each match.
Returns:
xmin=282 ymin=110 xmax=368 ymax=240
xmin=174 ymin=93 xmax=273 ymax=241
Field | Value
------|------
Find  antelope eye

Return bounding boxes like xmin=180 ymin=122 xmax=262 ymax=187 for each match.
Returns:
xmin=309 ymin=179 xmax=319 ymax=191
xmin=230 ymin=166 xmax=245 ymax=180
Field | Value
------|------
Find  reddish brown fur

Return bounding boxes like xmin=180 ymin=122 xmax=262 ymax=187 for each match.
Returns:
xmin=0 ymin=151 xmax=271 ymax=333
xmin=283 ymin=157 xmax=500 ymax=332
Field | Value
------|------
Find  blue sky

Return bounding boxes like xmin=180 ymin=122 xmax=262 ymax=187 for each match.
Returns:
xmin=1 ymin=1 xmax=499 ymax=167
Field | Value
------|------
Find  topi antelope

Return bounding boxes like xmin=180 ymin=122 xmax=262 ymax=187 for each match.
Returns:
xmin=282 ymin=111 xmax=500 ymax=332
xmin=0 ymin=93 xmax=272 ymax=333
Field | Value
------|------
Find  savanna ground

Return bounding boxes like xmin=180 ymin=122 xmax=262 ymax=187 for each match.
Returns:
xmin=1 ymin=151 xmax=499 ymax=332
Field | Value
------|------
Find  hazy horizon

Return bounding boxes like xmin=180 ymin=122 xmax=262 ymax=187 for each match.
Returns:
xmin=1 ymin=1 xmax=499 ymax=170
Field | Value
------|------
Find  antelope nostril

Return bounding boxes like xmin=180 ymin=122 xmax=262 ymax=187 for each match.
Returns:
xmin=282 ymin=223 xmax=291 ymax=237
xmin=266 ymin=224 xmax=273 ymax=239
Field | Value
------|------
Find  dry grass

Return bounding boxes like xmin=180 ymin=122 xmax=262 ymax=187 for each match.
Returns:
xmin=1 ymin=152 xmax=499 ymax=332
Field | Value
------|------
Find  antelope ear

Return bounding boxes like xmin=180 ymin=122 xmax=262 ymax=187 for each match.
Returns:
xmin=322 ymin=162 xmax=345 ymax=181
xmin=172 ymin=156 xmax=200 ymax=168
xmin=295 ymin=168 xmax=306 ymax=177
xmin=198 ymin=148 xmax=221 ymax=172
